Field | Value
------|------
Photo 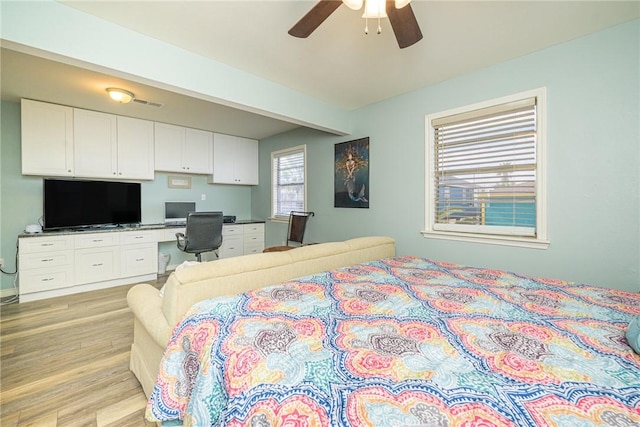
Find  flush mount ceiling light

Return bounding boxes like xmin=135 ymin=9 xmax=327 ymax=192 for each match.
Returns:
xmin=106 ymin=87 xmax=135 ymax=104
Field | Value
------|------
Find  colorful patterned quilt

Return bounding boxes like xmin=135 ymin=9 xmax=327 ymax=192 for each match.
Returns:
xmin=147 ymin=256 xmax=640 ymax=426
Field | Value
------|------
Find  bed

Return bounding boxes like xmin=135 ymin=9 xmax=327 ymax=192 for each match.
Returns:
xmin=146 ymin=256 xmax=640 ymax=426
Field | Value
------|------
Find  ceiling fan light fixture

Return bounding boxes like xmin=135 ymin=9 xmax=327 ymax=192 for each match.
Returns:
xmin=342 ymin=0 xmax=363 ymax=10
xmin=106 ymin=87 xmax=134 ymax=104
xmin=362 ymin=0 xmax=387 ymax=19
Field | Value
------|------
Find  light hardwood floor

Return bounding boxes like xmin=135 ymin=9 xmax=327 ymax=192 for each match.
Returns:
xmin=0 ymin=276 xmax=167 ymax=426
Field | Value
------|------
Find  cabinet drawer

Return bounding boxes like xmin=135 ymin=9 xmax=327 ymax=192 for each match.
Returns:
xmin=20 ymin=267 xmax=74 ymax=294
xmin=121 ymin=243 xmax=157 ymax=277
xmin=243 ymin=223 xmax=264 ymax=235
xmin=243 ymin=233 xmax=264 ymax=245
xmin=120 ymin=230 xmax=156 ymax=245
xmin=220 ymin=236 xmax=243 ymax=258
xmin=160 ymin=228 xmax=184 ymax=242
xmin=19 ymin=250 xmax=73 ymax=270
xmin=75 ymin=247 xmax=119 ymax=283
xmin=222 ymin=225 xmax=242 ymax=236
xmin=19 ymin=236 xmax=73 ymax=254
xmin=75 ymin=233 xmax=119 ymax=249
xmin=244 ymin=242 xmax=265 ymax=255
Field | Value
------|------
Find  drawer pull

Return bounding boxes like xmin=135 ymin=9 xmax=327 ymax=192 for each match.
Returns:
xmin=134 ymin=236 xmax=143 ymax=239
xmin=135 ymin=258 xmax=144 ymax=262
xmin=41 ymin=277 xmax=54 ymax=282
xmin=91 ymin=263 xmax=103 ymax=267
xmin=41 ymin=258 xmax=54 ymax=262
xmin=92 ymin=239 xmax=103 ymax=243
xmin=41 ymin=243 xmax=54 ymax=247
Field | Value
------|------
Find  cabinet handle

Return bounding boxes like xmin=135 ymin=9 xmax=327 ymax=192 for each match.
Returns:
xmin=135 ymin=258 xmax=144 ymax=262
xmin=134 ymin=236 xmax=143 ymax=239
xmin=92 ymin=239 xmax=103 ymax=243
xmin=41 ymin=258 xmax=54 ymax=262
xmin=92 ymin=263 xmax=103 ymax=267
xmin=41 ymin=277 xmax=54 ymax=282
xmin=41 ymin=243 xmax=54 ymax=247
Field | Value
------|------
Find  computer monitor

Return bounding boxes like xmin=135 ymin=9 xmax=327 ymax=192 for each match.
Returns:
xmin=164 ymin=201 xmax=196 ymax=224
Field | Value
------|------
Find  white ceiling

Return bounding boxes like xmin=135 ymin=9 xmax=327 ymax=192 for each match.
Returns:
xmin=2 ymin=1 xmax=638 ymax=139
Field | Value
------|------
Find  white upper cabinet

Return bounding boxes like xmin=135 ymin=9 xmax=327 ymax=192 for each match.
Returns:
xmin=116 ymin=116 xmax=155 ymax=180
xmin=73 ymin=109 xmax=117 ymax=178
xmin=73 ymin=110 xmax=154 ymax=180
xmin=154 ymin=123 xmax=212 ymax=174
xmin=21 ymin=99 xmax=74 ymax=176
xmin=210 ymin=133 xmax=259 ymax=185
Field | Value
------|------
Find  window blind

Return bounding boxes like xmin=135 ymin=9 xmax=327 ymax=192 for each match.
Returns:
xmin=272 ymin=147 xmax=305 ymax=217
xmin=433 ymin=97 xmax=537 ymax=237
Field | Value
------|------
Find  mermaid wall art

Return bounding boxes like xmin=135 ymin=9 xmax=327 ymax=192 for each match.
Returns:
xmin=334 ymin=137 xmax=369 ymax=208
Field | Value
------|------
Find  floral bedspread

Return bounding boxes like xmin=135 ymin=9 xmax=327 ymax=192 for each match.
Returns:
xmin=147 ymin=256 xmax=640 ymax=426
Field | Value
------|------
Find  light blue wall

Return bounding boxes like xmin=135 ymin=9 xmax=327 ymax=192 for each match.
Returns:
xmin=254 ymin=20 xmax=640 ymax=292
xmin=0 ymin=100 xmax=253 ymax=289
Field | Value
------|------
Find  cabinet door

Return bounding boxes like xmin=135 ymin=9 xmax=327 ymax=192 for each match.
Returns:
xmin=184 ymin=128 xmax=213 ymax=174
xmin=116 ymin=116 xmax=154 ymax=180
xmin=211 ymin=133 xmax=236 ymax=184
xmin=21 ymin=99 xmax=74 ymax=176
xmin=154 ymin=122 xmax=185 ymax=173
xmin=74 ymin=109 xmax=118 ymax=178
xmin=234 ymin=137 xmax=259 ymax=185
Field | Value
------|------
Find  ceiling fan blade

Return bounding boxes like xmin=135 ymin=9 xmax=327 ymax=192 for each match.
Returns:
xmin=386 ymin=1 xmax=423 ymax=49
xmin=288 ymin=0 xmax=343 ymax=38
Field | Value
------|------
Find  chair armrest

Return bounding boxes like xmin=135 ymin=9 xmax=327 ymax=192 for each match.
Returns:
xmin=175 ymin=232 xmax=186 ymax=250
xmin=127 ymin=284 xmax=173 ymax=346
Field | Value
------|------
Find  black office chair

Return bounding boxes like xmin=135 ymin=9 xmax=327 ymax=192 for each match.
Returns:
xmin=263 ymin=211 xmax=315 ymax=252
xmin=176 ymin=211 xmax=223 ymax=262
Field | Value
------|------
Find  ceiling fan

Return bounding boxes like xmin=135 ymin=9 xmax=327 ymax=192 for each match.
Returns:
xmin=288 ymin=0 xmax=423 ymax=49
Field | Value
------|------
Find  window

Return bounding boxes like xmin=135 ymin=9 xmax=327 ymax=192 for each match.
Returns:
xmin=424 ymin=88 xmax=548 ymax=249
xmin=271 ymin=145 xmax=307 ymax=219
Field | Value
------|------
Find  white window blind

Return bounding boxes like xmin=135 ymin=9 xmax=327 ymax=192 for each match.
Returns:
xmin=432 ymin=97 xmax=538 ymax=238
xmin=271 ymin=146 xmax=306 ymax=218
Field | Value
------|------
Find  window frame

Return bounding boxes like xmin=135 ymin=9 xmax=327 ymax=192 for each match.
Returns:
xmin=423 ymin=88 xmax=549 ymax=249
xmin=270 ymin=145 xmax=307 ymax=222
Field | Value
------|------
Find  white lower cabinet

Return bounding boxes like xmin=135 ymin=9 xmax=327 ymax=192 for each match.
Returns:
xmin=220 ymin=225 xmax=244 ymax=259
xmin=19 ymin=230 xmax=157 ymax=302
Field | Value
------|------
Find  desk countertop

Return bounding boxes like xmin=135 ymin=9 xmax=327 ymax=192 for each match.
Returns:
xmin=19 ymin=219 xmax=265 ymax=238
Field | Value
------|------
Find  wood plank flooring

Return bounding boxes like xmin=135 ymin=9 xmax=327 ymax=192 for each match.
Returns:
xmin=0 ymin=276 xmax=167 ymax=426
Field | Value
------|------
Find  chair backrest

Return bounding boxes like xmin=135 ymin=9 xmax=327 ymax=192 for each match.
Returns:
xmin=287 ymin=211 xmax=314 ymax=246
xmin=182 ymin=211 xmax=223 ymax=253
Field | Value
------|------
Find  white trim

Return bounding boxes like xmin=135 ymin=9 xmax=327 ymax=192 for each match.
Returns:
xmin=421 ymin=230 xmax=550 ymax=250
xmin=424 ymin=87 xmax=548 ymax=248
xmin=270 ymin=145 xmax=307 ymax=218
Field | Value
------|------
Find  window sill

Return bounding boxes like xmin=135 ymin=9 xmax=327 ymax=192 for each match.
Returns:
xmin=268 ymin=216 xmax=289 ymax=224
xmin=421 ymin=230 xmax=550 ymax=250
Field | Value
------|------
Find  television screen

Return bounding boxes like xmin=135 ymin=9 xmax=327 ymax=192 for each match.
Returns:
xmin=43 ymin=178 xmax=141 ymax=230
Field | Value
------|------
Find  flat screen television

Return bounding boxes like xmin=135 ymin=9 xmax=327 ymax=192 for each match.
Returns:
xmin=43 ymin=178 xmax=141 ymax=230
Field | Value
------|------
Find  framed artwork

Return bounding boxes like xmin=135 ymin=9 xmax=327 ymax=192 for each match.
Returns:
xmin=334 ymin=137 xmax=369 ymax=208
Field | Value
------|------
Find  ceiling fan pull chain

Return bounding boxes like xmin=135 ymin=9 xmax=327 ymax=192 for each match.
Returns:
xmin=364 ymin=17 xmax=369 ymax=34
xmin=377 ymin=17 xmax=382 ymax=34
